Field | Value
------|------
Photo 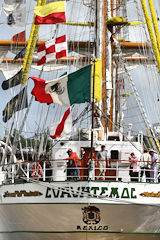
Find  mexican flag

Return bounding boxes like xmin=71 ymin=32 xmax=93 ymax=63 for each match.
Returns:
xmin=30 ymin=61 xmax=101 ymax=106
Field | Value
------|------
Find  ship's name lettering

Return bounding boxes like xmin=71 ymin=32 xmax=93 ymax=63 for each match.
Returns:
xmin=3 ymin=190 xmax=43 ymax=198
xmin=77 ymin=225 xmax=108 ymax=231
xmin=45 ymin=187 xmax=137 ymax=199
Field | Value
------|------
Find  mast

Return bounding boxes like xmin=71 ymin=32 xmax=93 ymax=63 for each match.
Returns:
xmin=108 ymin=0 xmax=114 ymax=132
xmin=101 ymin=0 xmax=107 ymax=135
xmin=90 ymin=61 xmax=96 ymax=161
xmin=90 ymin=0 xmax=99 ymax=160
xmin=90 ymin=0 xmax=105 ymax=159
xmin=106 ymin=0 xmax=113 ymax=134
xmin=94 ymin=0 xmax=107 ymax=136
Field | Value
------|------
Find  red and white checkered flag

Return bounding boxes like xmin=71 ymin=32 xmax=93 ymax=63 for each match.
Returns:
xmin=37 ymin=35 xmax=67 ymax=66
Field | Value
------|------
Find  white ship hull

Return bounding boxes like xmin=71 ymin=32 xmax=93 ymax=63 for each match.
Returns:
xmin=0 ymin=204 xmax=160 ymax=240
xmin=0 ymin=181 xmax=160 ymax=239
xmin=0 ymin=231 xmax=160 ymax=240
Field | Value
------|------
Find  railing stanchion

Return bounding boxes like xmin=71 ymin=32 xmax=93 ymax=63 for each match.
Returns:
xmin=138 ymin=170 xmax=140 ymax=182
xmin=43 ymin=161 xmax=46 ymax=181
xmin=27 ymin=163 xmax=30 ymax=182
xmin=11 ymin=164 xmax=15 ymax=183
xmin=116 ymin=160 xmax=119 ymax=181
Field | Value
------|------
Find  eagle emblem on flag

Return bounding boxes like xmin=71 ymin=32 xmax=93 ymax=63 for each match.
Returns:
xmin=49 ymin=82 xmax=64 ymax=95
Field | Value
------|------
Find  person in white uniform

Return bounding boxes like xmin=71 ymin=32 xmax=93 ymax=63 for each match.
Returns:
xmin=149 ymin=149 xmax=159 ymax=183
xmin=140 ymin=148 xmax=151 ymax=182
xmin=96 ymin=145 xmax=108 ymax=180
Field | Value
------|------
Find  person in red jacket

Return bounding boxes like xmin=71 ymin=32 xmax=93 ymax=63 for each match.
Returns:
xmin=66 ymin=148 xmax=79 ymax=181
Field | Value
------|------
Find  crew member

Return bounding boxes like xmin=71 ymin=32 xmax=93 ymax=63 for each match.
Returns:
xmin=96 ymin=145 xmax=108 ymax=180
xmin=129 ymin=152 xmax=139 ymax=182
xmin=149 ymin=149 xmax=159 ymax=183
xmin=66 ymin=149 xmax=79 ymax=181
xmin=140 ymin=148 xmax=151 ymax=182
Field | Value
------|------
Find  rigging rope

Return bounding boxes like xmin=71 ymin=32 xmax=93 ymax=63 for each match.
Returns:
xmin=148 ymin=0 xmax=160 ymax=53
xmin=134 ymin=0 xmax=160 ymax=125
xmin=140 ymin=0 xmax=160 ymax=73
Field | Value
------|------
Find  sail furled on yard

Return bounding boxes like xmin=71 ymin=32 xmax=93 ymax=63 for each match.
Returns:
xmin=30 ymin=64 xmax=101 ymax=106
xmin=34 ymin=1 xmax=66 ymax=24
xmin=37 ymin=35 xmax=67 ymax=65
xmin=2 ymin=87 xmax=28 ymax=122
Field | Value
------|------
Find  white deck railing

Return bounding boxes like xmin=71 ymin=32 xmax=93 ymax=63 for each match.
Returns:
xmin=0 ymin=159 xmax=159 ymax=184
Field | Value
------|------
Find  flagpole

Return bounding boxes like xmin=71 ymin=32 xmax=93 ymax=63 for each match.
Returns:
xmin=90 ymin=60 xmax=96 ymax=161
xmin=90 ymin=0 xmax=98 ymax=168
xmin=90 ymin=0 xmax=99 ymax=163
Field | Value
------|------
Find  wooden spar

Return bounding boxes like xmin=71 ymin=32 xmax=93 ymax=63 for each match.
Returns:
xmin=118 ymin=42 xmax=149 ymax=48
xmin=0 ymin=40 xmax=151 ymax=60
xmin=124 ymin=56 xmax=155 ymax=62
xmin=101 ymin=0 xmax=107 ymax=134
xmin=2 ymin=56 xmax=90 ymax=63
xmin=2 ymin=56 xmax=154 ymax=64
xmin=0 ymin=40 xmax=149 ymax=49
xmin=0 ymin=40 xmax=93 ymax=48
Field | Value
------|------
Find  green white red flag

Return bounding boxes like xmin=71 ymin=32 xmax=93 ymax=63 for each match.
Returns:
xmin=30 ymin=65 xmax=92 ymax=107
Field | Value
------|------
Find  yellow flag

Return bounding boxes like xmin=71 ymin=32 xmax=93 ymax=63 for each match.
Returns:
xmin=34 ymin=1 xmax=65 ymax=17
xmin=91 ymin=59 xmax=102 ymax=102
